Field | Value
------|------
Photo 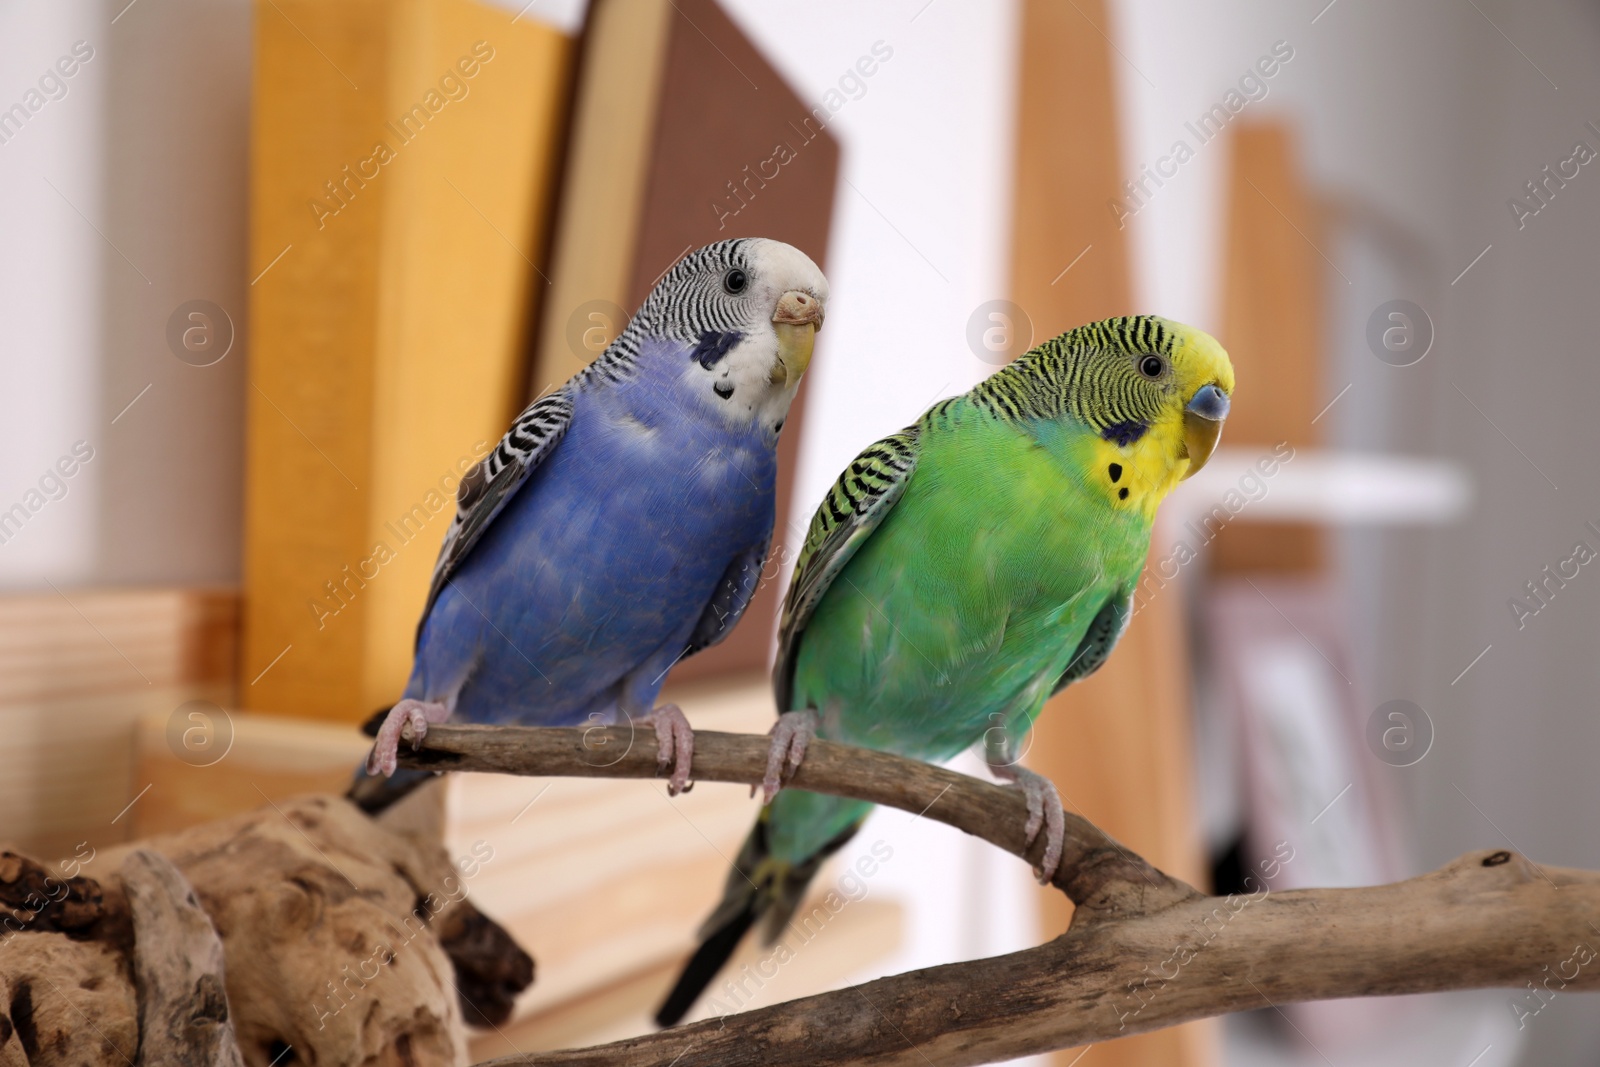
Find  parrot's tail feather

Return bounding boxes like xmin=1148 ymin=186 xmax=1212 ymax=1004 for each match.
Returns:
xmin=346 ymin=766 xmax=439 ymax=815
xmin=656 ymin=801 xmax=864 ymax=1028
xmin=654 ymin=899 xmax=759 ymax=1028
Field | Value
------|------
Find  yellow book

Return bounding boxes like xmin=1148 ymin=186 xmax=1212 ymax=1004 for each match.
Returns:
xmin=242 ymin=0 xmax=575 ymax=722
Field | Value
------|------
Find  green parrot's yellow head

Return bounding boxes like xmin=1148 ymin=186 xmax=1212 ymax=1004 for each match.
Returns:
xmin=1164 ymin=320 xmax=1235 ymax=479
xmin=984 ymin=315 xmax=1235 ymax=517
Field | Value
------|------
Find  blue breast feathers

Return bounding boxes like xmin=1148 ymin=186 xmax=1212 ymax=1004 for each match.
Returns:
xmin=406 ymin=334 xmax=777 ymax=727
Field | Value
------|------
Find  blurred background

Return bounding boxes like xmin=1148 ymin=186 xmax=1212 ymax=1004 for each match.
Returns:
xmin=1 ymin=0 xmax=1596 ymax=1064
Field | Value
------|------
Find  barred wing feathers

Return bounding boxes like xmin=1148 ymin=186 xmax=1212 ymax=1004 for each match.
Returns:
xmin=417 ymin=391 xmax=574 ymax=643
xmin=681 ymin=536 xmax=774 ymax=661
xmin=772 ymin=426 xmax=921 ymax=712
xmin=1049 ymin=588 xmax=1133 ymax=695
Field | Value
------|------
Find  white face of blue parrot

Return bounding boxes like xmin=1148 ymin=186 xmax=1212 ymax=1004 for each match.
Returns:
xmin=633 ymin=238 xmax=828 ymax=435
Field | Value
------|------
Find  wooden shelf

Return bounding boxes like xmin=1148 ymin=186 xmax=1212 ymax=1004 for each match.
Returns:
xmin=1166 ymin=448 xmax=1471 ymax=529
xmin=0 ymin=587 xmax=238 ymax=856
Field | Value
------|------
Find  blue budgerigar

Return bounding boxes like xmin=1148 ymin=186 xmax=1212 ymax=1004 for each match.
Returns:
xmin=357 ymin=239 xmax=827 ymax=804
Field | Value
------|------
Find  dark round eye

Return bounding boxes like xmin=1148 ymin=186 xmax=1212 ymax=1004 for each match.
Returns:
xmin=1138 ymin=354 xmax=1165 ymax=379
xmin=723 ymin=268 xmax=748 ymax=294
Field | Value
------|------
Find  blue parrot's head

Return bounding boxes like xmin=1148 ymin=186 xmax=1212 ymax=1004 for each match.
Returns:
xmin=628 ymin=238 xmax=828 ymax=434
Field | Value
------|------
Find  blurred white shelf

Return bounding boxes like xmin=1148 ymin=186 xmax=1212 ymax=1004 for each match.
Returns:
xmin=1164 ymin=447 xmax=1471 ymax=528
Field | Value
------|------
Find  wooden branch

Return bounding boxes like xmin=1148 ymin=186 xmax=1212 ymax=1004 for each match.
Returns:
xmin=399 ymin=726 xmax=1600 ymax=1067
xmin=122 ymin=850 xmax=244 ymax=1067
xmin=399 ymin=724 xmax=1195 ymax=911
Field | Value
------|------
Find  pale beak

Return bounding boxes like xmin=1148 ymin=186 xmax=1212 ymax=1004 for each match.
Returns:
xmin=770 ymin=290 xmax=824 ymax=385
xmin=1180 ymin=383 xmax=1230 ymax=479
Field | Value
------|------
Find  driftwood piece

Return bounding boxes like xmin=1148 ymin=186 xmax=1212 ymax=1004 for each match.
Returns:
xmin=397 ymin=725 xmax=1600 ymax=1067
xmin=398 ymin=725 xmax=1180 ymax=905
xmin=0 ymin=850 xmax=128 ymax=946
xmin=364 ymin=779 xmax=536 ymax=1028
xmin=0 ymin=851 xmax=139 ymax=1064
xmin=100 ymin=796 xmax=471 ymax=1067
xmin=121 ymin=849 xmax=243 ymax=1066
xmin=434 ymin=903 xmax=536 ymax=1029
xmin=0 ymin=793 xmax=532 ymax=1067
xmin=0 ymin=935 xmax=142 ymax=1065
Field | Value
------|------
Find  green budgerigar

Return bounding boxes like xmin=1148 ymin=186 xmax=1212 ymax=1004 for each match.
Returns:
xmin=656 ymin=315 xmax=1233 ymax=1026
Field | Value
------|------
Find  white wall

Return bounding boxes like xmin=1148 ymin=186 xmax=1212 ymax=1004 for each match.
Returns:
xmin=0 ymin=2 xmax=108 ymax=586
xmin=721 ymin=0 xmax=1022 ymax=540
xmin=0 ymin=0 xmax=252 ymax=590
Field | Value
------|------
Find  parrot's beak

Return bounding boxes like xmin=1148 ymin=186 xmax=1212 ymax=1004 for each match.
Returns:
xmin=770 ymin=290 xmax=824 ymax=385
xmin=1180 ymin=383 xmax=1230 ymax=479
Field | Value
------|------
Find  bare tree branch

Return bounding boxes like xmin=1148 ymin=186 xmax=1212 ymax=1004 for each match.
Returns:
xmin=398 ymin=725 xmax=1600 ymax=1067
xmin=399 ymin=724 xmax=1190 ymax=909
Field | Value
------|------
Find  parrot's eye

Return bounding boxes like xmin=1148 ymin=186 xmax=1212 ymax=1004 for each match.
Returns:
xmin=723 ymin=268 xmax=748 ymax=294
xmin=1137 ymin=354 xmax=1165 ymax=379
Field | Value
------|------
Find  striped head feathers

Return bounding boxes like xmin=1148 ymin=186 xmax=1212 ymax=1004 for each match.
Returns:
xmin=595 ymin=238 xmax=828 ymax=435
xmin=967 ymin=315 xmax=1234 ymax=512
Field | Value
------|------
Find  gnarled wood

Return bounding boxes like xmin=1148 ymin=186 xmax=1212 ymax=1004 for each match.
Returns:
xmin=0 ymin=850 xmax=139 ymax=1064
xmin=395 ymin=725 xmax=1600 ymax=1067
xmin=122 ymin=849 xmax=243 ymax=1066
xmin=104 ymin=796 xmax=470 ymax=1066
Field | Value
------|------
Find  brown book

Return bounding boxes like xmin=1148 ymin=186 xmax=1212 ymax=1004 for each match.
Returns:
xmin=531 ymin=0 xmax=840 ymax=684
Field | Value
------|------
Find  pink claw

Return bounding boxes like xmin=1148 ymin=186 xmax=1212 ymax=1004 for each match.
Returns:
xmin=761 ymin=709 xmax=819 ymax=804
xmin=644 ymin=704 xmax=696 ymax=796
xmin=365 ymin=699 xmax=451 ymax=777
xmin=990 ymin=762 xmax=1065 ymax=883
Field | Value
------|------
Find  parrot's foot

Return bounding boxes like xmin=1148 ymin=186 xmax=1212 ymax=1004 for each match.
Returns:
xmin=759 ymin=709 xmax=819 ymax=804
xmin=990 ymin=763 xmax=1065 ymax=884
xmin=365 ymin=699 xmax=451 ymax=777
xmin=642 ymin=703 xmax=695 ymax=797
